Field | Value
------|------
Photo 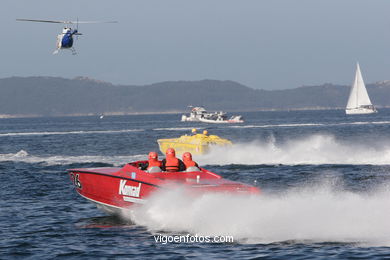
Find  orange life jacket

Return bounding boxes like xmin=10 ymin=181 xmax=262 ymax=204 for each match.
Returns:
xmin=165 ymin=157 xmax=180 ymax=172
xmin=183 ymin=159 xmax=197 ymax=169
xmin=147 ymin=159 xmax=162 ymax=169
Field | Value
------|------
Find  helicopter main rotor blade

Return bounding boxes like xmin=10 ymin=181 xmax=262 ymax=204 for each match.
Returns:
xmin=16 ymin=19 xmax=66 ymax=23
xmin=16 ymin=19 xmax=118 ymax=24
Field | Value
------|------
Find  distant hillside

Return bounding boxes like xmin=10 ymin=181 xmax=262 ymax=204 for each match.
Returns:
xmin=0 ymin=76 xmax=390 ymax=116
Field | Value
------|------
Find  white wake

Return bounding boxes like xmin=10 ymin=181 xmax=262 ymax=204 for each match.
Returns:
xmin=125 ymin=182 xmax=390 ymax=246
xmin=0 ymin=129 xmax=143 ymax=137
xmin=229 ymin=121 xmax=390 ymax=129
xmin=198 ymin=134 xmax=390 ymax=165
xmin=0 ymin=150 xmax=143 ymax=166
xmin=4 ymin=134 xmax=390 ymax=166
xmin=153 ymin=127 xmax=204 ymax=131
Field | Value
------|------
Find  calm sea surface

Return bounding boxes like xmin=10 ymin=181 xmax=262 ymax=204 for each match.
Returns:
xmin=1 ymin=110 xmax=390 ymax=259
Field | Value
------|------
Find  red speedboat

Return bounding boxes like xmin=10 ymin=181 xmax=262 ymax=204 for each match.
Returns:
xmin=68 ymin=161 xmax=260 ymax=215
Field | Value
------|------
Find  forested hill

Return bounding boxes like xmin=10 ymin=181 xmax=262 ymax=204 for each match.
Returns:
xmin=0 ymin=76 xmax=389 ymax=116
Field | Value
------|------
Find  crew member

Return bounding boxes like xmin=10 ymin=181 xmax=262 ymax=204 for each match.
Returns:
xmin=140 ymin=151 xmax=162 ymax=171
xmin=182 ymin=152 xmax=199 ymax=169
xmin=161 ymin=148 xmax=186 ymax=172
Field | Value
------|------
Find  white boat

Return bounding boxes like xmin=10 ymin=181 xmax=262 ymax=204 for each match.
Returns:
xmin=346 ymin=63 xmax=377 ymax=115
xmin=181 ymin=107 xmax=208 ymax=122
xmin=198 ymin=112 xmax=244 ymax=124
xmin=181 ymin=106 xmax=244 ymax=123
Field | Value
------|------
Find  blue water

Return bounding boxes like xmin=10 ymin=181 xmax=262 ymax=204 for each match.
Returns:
xmin=1 ymin=110 xmax=390 ymax=259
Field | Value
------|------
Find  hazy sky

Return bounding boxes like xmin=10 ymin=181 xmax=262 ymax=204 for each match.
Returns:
xmin=1 ymin=0 xmax=390 ymax=89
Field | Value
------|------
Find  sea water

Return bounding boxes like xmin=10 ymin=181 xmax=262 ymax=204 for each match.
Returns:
xmin=1 ymin=110 xmax=390 ymax=259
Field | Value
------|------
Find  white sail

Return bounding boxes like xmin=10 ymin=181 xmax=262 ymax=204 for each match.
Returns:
xmin=346 ymin=63 xmax=377 ymax=115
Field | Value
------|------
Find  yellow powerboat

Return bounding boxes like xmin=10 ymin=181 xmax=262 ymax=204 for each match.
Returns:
xmin=157 ymin=129 xmax=232 ymax=155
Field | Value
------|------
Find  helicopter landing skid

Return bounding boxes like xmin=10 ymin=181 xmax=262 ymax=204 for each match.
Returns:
xmin=70 ymin=47 xmax=77 ymax=55
xmin=52 ymin=48 xmax=77 ymax=55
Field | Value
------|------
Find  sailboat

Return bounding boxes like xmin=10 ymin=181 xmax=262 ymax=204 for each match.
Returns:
xmin=345 ymin=63 xmax=377 ymax=115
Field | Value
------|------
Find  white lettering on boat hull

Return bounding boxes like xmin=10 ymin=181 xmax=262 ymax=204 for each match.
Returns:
xmin=119 ymin=180 xmax=142 ymax=198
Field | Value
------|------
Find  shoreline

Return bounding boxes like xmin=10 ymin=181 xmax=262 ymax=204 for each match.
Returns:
xmin=0 ymin=107 xmax=361 ymax=119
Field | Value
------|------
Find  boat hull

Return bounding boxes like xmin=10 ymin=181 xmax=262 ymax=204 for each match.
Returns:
xmin=198 ymin=118 xmax=244 ymax=124
xmin=158 ymin=139 xmax=209 ymax=155
xmin=69 ymin=167 xmax=157 ymax=212
xmin=181 ymin=115 xmax=200 ymax=122
xmin=345 ymin=108 xmax=378 ymax=115
xmin=68 ymin=162 xmax=259 ymax=215
xmin=157 ymin=134 xmax=232 ymax=155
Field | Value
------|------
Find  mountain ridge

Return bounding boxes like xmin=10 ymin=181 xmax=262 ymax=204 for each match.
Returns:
xmin=0 ymin=76 xmax=389 ymax=117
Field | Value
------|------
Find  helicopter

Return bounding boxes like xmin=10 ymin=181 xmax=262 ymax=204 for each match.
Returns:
xmin=16 ymin=19 xmax=117 ymax=55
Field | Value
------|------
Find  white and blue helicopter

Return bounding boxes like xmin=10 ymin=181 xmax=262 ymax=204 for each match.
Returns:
xmin=16 ymin=19 xmax=117 ymax=55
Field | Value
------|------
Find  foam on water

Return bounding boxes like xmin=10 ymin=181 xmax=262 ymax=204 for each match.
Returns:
xmin=199 ymin=134 xmax=390 ymax=165
xmin=125 ymin=181 xmax=390 ymax=246
xmin=229 ymin=121 xmax=390 ymax=129
xmin=0 ymin=129 xmax=143 ymax=137
xmin=153 ymin=127 xmax=204 ymax=131
xmin=3 ymin=133 xmax=390 ymax=166
xmin=0 ymin=150 xmax=143 ymax=166
xmin=230 ymin=123 xmax=324 ymax=128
